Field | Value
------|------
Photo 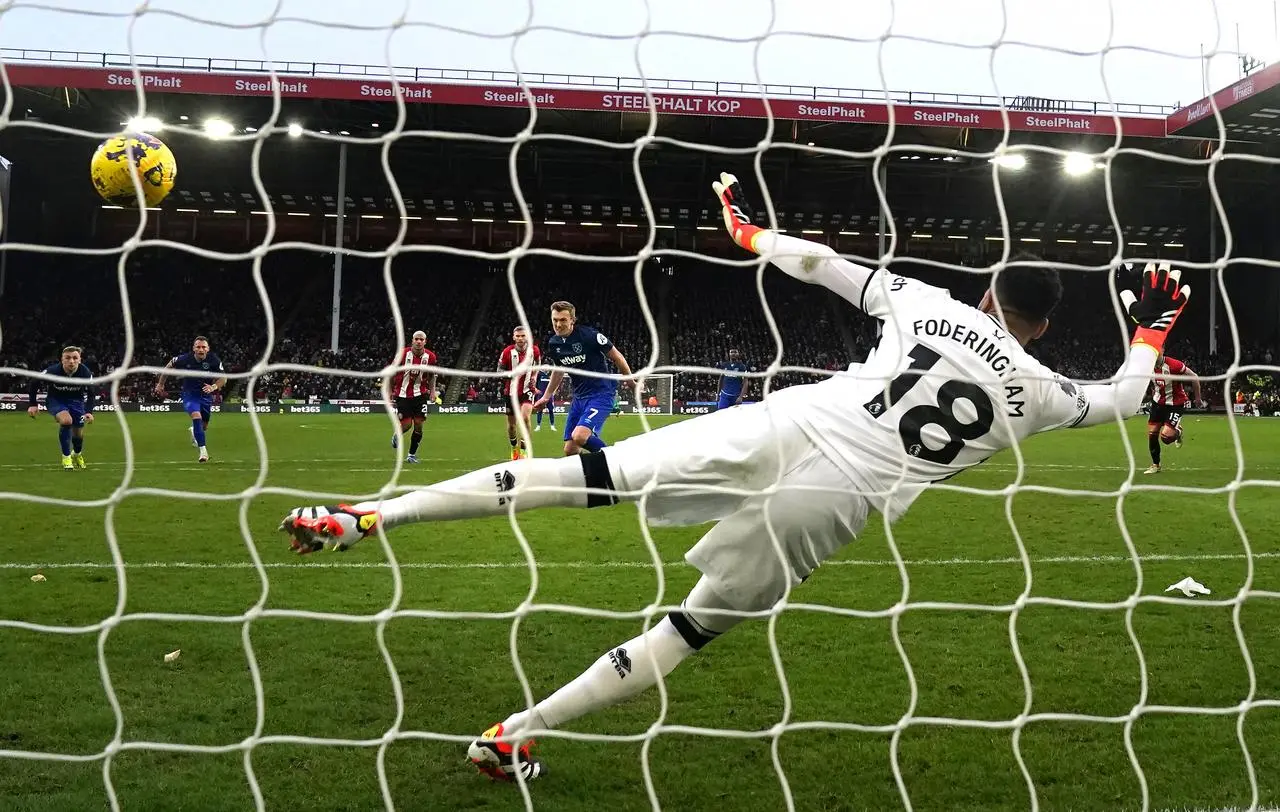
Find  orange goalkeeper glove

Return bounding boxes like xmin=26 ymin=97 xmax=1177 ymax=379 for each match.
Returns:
xmin=711 ymin=172 xmax=766 ymax=254
xmin=1118 ymin=262 xmax=1191 ymax=354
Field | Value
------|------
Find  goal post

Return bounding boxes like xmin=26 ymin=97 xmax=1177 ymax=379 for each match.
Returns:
xmin=624 ymin=373 xmax=674 ymax=416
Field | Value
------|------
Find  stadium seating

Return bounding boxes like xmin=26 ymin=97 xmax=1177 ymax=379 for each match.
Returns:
xmin=0 ymin=248 xmax=1263 ymax=409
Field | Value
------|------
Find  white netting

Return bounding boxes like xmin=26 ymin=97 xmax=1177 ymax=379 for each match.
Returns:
xmin=3 ymin=2 xmax=1280 ymax=811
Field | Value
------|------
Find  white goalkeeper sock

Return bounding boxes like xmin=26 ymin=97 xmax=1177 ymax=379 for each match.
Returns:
xmin=354 ymin=457 xmax=589 ymax=530
xmin=501 ymin=617 xmax=696 ymax=735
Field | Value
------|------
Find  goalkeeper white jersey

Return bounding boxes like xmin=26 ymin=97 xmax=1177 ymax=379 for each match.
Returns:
xmin=774 ymin=270 xmax=1091 ymax=520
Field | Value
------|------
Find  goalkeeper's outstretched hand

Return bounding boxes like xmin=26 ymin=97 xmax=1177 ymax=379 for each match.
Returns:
xmin=711 ymin=172 xmax=766 ymax=254
xmin=1119 ymin=262 xmax=1191 ymax=353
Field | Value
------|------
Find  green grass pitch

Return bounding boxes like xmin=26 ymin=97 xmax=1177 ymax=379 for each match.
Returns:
xmin=1 ymin=410 xmax=1279 ymax=812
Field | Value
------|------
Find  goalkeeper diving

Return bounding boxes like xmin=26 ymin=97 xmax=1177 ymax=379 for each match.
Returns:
xmin=281 ymin=173 xmax=1191 ymax=783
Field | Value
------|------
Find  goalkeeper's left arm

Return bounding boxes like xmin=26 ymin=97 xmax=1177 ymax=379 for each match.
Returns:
xmin=1070 ymin=263 xmax=1191 ymax=429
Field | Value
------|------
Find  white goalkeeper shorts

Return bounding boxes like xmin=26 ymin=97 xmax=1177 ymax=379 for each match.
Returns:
xmin=604 ymin=399 xmax=870 ymax=611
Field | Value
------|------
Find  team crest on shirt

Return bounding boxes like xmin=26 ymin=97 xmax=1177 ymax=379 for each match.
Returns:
xmin=572 ymin=343 xmax=582 ymax=353
xmin=201 ymin=363 xmax=209 ymax=370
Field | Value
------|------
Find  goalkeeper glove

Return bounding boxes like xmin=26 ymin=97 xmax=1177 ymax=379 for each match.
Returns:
xmin=711 ymin=172 xmax=766 ymax=254
xmin=1118 ymin=262 xmax=1191 ymax=354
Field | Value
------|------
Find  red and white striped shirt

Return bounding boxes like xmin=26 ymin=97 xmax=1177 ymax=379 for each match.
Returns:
xmin=390 ymin=346 xmax=437 ymax=399
xmin=1152 ymin=356 xmax=1189 ymax=406
xmin=499 ymin=343 xmax=541 ymax=397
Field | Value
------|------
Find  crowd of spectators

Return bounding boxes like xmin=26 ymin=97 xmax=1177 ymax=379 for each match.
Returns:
xmin=0 ymin=248 xmax=477 ymax=402
xmin=665 ymin=261 xmax=861 ymax=402
xmin=2 ymin=250 xmax=1276 ymax=412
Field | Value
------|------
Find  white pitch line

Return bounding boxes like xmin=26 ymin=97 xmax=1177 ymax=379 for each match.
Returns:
xmin=3 ymin=550 xmax=1278 ymax=572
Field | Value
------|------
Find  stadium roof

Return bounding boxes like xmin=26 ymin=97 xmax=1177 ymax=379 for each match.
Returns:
xmin=2 ymin=49 xmax=1176 ymax=138
xmin=2 ymin=50 xmax=1273 ymax=253
xmin=1168 ymin=61 xmax=1280 ymax=142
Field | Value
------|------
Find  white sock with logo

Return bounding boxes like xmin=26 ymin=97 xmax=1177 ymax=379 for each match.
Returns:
xmin=501 ymin=617 xmax=695 ymax=734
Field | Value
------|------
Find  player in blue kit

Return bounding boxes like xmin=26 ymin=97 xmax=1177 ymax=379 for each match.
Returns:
xmin=27 ymin=345 xmax=95 ymax=470
xmin=154 ymin=336 xmax=227 ymax=463
xmin=716 ymin=349 xmax=748 ymax=410
xmin=531 ymin=301 xmax=635 ymax=456
xmin=532 ymin=369 xmax=558 ymax=433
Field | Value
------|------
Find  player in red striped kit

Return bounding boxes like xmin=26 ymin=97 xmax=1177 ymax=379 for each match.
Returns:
xmin=388 ymin=330 xmax=438 ymax=464
xmin=498 ymin=326 xmax=541 ymax=460
xmin=1144 ymin=353 xmax=1203 ymax=474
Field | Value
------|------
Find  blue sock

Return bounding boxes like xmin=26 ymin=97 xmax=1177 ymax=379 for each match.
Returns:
xmin=536 ymin=410 xmax=543 ymax=427
xmin=58 ymin=426 xmax=72 ymax=456
xmin=72 ymin=434 xmax=84 ymax=454
xmin=192 ymin=418 xmax=207 ymax=447
xmin=549 ymin=411 xmax=556 ymax=428
xmin=583 ymin=434 xmax=607 ymax=452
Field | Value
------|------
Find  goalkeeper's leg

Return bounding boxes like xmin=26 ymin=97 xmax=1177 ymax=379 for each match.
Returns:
xmin=466 ymin=574 xmax=738 ymax=781
xmin=281 ymin=401 xmax=798 ymax=552
xmin=467 ymin=457 xmax=868 ymax=781
xmin=281 ymin=454 xmax=603 ymax=552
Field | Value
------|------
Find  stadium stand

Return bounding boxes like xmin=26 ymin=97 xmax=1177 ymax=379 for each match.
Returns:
xmin=0 ymin=250 xmax=479 ymax=403
xmin=1 ymin=247 xmax=1249 ymax=410
xmin=1 ymin=54 xmax=1276 ymax=415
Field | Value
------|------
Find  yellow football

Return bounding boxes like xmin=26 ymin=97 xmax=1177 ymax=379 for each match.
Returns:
xmin=90 ymin=132 xmax=177 ymax=207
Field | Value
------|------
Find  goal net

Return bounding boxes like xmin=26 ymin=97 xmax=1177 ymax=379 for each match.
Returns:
xmin=2 ymin=2 xmax=1279 ymax=811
